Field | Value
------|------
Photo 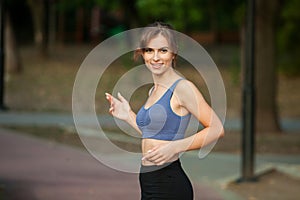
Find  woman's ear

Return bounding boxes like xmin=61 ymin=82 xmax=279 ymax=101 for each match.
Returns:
xmin=172 ymin=53 xmax=177 ymax=60
xmin=134 ymin=48 xmax=143 ymax=61
xmin=140 ymin=49 xmax=145 ymax=60
xmin=172 ymin=54 xmax=177 ymax=68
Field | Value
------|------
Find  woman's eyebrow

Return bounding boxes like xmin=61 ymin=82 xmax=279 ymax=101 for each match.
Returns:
xmin=142 ymin=47 xmax=153 ymax=51
xmin=144 ymin=46 xmax=169 ymax=49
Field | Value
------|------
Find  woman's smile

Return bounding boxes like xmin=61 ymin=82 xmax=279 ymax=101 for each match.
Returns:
xmin=150 ymin=62 xmax=164 ymax=69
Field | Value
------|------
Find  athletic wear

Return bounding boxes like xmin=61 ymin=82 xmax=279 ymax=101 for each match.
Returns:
xmin=139 ymin=160 xmax=193 ymax=200
xmin=136 ymin=79 xmax=191 ymax=141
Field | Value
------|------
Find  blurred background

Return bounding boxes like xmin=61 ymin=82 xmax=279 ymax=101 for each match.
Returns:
xmin=4 ymin=0 xmax=300 ymax=131
xmin=1 ymin=0 xmax=300 ymax=199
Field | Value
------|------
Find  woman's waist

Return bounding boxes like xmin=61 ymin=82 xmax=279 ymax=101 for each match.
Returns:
xmin=142 ymin=138 xmax=170 ymax=152
xmin=140 ymin=159 xmax=181 ymax=173
xmin=141 ymin=138 xmax=179 ymax=166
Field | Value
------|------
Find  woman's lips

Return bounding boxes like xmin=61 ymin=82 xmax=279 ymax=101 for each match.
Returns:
xmin=151 ymin=63 xmax=163 ymax=69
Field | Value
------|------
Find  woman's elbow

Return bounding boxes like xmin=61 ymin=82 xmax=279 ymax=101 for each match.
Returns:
xmin=218 ymin=126 xmax=225 ymax=138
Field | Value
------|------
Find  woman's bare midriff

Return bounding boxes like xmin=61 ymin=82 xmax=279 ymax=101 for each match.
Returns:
xmin=141 ymin=138 xmax=179 ymax=166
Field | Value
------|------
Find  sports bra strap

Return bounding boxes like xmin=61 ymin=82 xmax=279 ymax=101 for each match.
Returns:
xmin=169 ymin=78 xmax=184 ymax=92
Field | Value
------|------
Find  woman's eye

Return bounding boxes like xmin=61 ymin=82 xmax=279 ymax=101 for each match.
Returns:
xmin=144 ymin=48 xmax=153 ymax=53
xmin=160 ymin=48 xmax=168 ymax=53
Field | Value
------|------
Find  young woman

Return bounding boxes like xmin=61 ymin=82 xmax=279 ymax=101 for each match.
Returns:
xmin=105 ymin=22 xmax=224 ymax=200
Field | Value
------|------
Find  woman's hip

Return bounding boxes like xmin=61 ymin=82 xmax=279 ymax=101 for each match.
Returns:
xmin=139 ymin=159 xmax=193 ymax=200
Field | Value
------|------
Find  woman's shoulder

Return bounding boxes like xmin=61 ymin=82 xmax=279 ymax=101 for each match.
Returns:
xmin=175 ymin=79 xmax=202 ymax=99
xmin=176 ymin=79 xmax=195 ymax=92
xmin=174 ymin=79 xmax=203 ymax=104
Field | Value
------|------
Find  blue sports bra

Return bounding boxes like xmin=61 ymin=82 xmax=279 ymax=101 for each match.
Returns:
xmin=136 ymin=79 xmax=191 ymax=141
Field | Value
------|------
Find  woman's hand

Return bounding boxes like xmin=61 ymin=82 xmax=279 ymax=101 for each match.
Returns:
xmin=142 ymin=142 xmax=179 ymax=166
xmin=105 ymin=92 xmax=131 ymax=121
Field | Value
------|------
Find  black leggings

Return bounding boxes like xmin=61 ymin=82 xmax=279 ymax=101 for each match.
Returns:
xmin=139 ymin=160 xmax=193 ymax=200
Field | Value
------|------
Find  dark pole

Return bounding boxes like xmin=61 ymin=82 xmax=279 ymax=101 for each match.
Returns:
xmin=0 ymin=0 xmax=6 ymax=111
xmin=240 ymin=0 xmax=256 ymax=181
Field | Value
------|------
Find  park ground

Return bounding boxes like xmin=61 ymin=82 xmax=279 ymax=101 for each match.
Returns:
xmin=1 ymin=44 xmax=300 ymax=199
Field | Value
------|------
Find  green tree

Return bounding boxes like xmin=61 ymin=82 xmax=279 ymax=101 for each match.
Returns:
xmin=277 ymin=0 xmax=300 ymax=75
xmin=136 ymin=0 xmax=241 ymax=32
xmin=136 ymin=0 xmax=204 ymax=32
xmin=94 ymin=0 xmax=139 ymax=29
xmin=56 ymin=0 xmax=87 ymax=44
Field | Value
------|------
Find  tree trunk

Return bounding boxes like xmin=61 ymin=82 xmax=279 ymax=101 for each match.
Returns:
xmin=121 ymin=0 xmax=138 ymax=28
xmin=57 ymin=8 xmax=65 ymax=45
xmin=75 ymin=7 xmax=84 ymax=43
xmin=5 ymin=12 xmax=22 ymax=74
xmin=27 ymin=0 xmax=48 ymax=57
xmin=48 ymin=0 xmax=56 ymax=47
xmin=208 ymin=0 xmax=218 ymax=44
xmin=255 ymin=0 xmax=280 ymax=134
xmin=90 ymin=6 xmax=101 ymax=43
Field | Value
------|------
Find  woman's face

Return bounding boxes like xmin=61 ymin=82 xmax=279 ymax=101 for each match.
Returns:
xmin=142 ymin=34 xmax=175 ymax=76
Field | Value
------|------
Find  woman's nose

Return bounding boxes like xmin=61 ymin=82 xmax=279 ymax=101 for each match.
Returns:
xmin=153 ymin=51 xmax=160 ymax=61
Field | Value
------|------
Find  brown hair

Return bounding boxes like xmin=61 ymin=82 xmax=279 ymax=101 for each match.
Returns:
xmin=134 ymin=22 xmax=178 ymax=68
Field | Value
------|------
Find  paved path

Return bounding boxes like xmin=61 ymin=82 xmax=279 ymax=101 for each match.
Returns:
xmin=0 ymin=128 xmax=231 ymax=200
xmin=1 ymin=128 xmax=299 ymax=200
xmin=1 ymin=111 xmax=300 ymax=199
xmin=0 ymin=128 xmax=140 ymax=200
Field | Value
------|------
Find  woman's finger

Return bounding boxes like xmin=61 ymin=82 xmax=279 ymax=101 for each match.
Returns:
xmin=117 ymin=92 xmax=126 ymax=103
xmin=142 ymin=150 xmax=161 ymax=161
xmin=154 ymin=157 xmax=166 ymax=165
xmin=105 ymin=93 xmax=113 ymax=103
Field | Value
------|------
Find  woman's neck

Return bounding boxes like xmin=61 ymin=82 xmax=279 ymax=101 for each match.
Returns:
xmin=152 ymin=68 xmax=181 ymax=88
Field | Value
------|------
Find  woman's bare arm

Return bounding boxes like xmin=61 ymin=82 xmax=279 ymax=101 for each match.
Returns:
xmin=173 ymin=80 xmax=224 ymax=152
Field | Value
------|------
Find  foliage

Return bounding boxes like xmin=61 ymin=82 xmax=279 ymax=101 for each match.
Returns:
xmin=136 ymin=0 xmax=201 ymax=31
xmin=277 ymin=0 xmax=300 ymax=75
xmin=56 ymin=0 xmax=122 ymax=12
xmin=93 ymin=0 xmax=121 ymax=11
xmin=136 ymin=0 xmax=241 ymax=32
